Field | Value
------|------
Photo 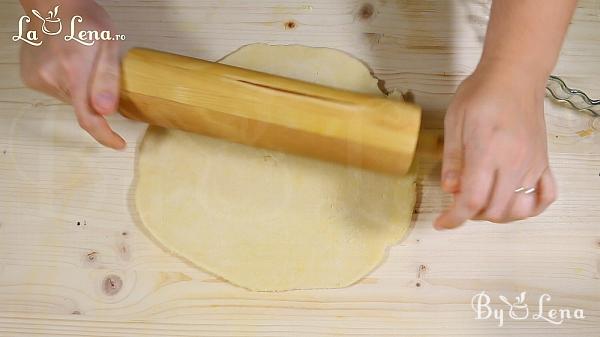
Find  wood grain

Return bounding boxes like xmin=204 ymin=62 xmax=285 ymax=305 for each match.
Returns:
xmin=1 ymin=0 xmax=599 ymax=336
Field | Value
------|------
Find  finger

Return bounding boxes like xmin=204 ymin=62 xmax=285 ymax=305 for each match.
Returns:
xmin=55 ymin=83 xmax=72 ymax=104
xmin=507 ymin=167 xmax=546 ymax=221
xmin=476 ymin=169 xmax=526 ymax=223
xmin=505 ymin=187 xmax=537 ymax=222
xmin=434 ymin=147 xmax=495 ymax=230
xmin=532 ymin=168 xmax=558 ymax=216
xmin=90 ymin=42 xmax=120 ymax=115
xmin=488 ymin=170 xmax=540 ymax=222
xmin=72 ymin=88 xmax=126 ymax=150
xmin=441 ymin=107 xmax=464 ymax=193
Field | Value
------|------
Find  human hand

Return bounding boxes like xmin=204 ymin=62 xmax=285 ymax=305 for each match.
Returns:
xmin=19 ymin=0 xmax=125 ymax=149
xmin=435 ymin=62 xmax=557 ymax=229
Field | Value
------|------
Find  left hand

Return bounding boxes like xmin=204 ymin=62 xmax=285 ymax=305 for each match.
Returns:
xmin=434 ymin=61 xmax=557 ymax=229
xmin=19 ymin=0 xmax=125 ymax=149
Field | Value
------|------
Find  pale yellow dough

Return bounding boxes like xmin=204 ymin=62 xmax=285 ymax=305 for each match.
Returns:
xmin=136 ymin=44 xmax=416 ymax=291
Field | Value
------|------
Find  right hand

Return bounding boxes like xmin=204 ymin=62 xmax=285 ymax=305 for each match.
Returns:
xmin=20 ymin=0 xmax=126 ymax=149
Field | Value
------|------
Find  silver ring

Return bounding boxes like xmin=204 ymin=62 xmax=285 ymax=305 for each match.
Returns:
xmin=515 ymin=187 xmax=536 ymax=194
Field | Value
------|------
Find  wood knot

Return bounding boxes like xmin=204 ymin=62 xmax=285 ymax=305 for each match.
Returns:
xmin=117 ymin=242 xmax=131 ymax=261
xmin=86 ymin=251 xmax=98 ymax=263
xmin=417 ymin=264 xmax=428 ymax=282
xmin=284 ymin=20 xmax=297 ymax=30
xmin=102 ymin=274 xmax=123 ymax=296
xmin=358 ymin=3 xmax=375 ymax=20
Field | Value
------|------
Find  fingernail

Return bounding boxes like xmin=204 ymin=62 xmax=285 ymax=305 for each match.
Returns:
xmin=115 ymin=139 xmax=127 ymax=151
xmin=96 ymin=92 xmax=115 ymax=111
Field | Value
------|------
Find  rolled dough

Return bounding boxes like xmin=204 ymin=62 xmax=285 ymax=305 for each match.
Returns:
xmin=135 ymin=44 xmax=416 ymax=291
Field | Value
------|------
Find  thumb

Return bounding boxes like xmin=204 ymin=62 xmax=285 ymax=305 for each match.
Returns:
xmin=441 ymin=108 xmax=464 ymax=193
xmin=90 ymin=42 xmax=120 ymax=116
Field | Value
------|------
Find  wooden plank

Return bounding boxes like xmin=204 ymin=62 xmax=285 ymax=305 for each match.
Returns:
xmin=0 ymin=0 xmax=599 ymax=336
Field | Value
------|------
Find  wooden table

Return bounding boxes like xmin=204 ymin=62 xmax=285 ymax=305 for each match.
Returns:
xmin=1 ymin=1 xmax=599 ymax=336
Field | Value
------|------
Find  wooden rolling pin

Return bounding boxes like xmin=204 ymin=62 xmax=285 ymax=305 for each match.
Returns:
xmin=119 ymin=48 xmax=422 ymax=176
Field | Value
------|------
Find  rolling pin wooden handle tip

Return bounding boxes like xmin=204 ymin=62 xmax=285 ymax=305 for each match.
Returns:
xmin=119 ymin=48 xmax=422 ymax=176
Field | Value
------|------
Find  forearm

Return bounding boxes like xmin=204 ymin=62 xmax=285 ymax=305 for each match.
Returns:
xmin=480 ymin=0 xmax=577 ymax=83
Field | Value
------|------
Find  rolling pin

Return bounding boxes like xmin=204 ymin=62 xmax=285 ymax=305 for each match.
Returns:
xmin=119 ymin=48 xmax=422 ymax=176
